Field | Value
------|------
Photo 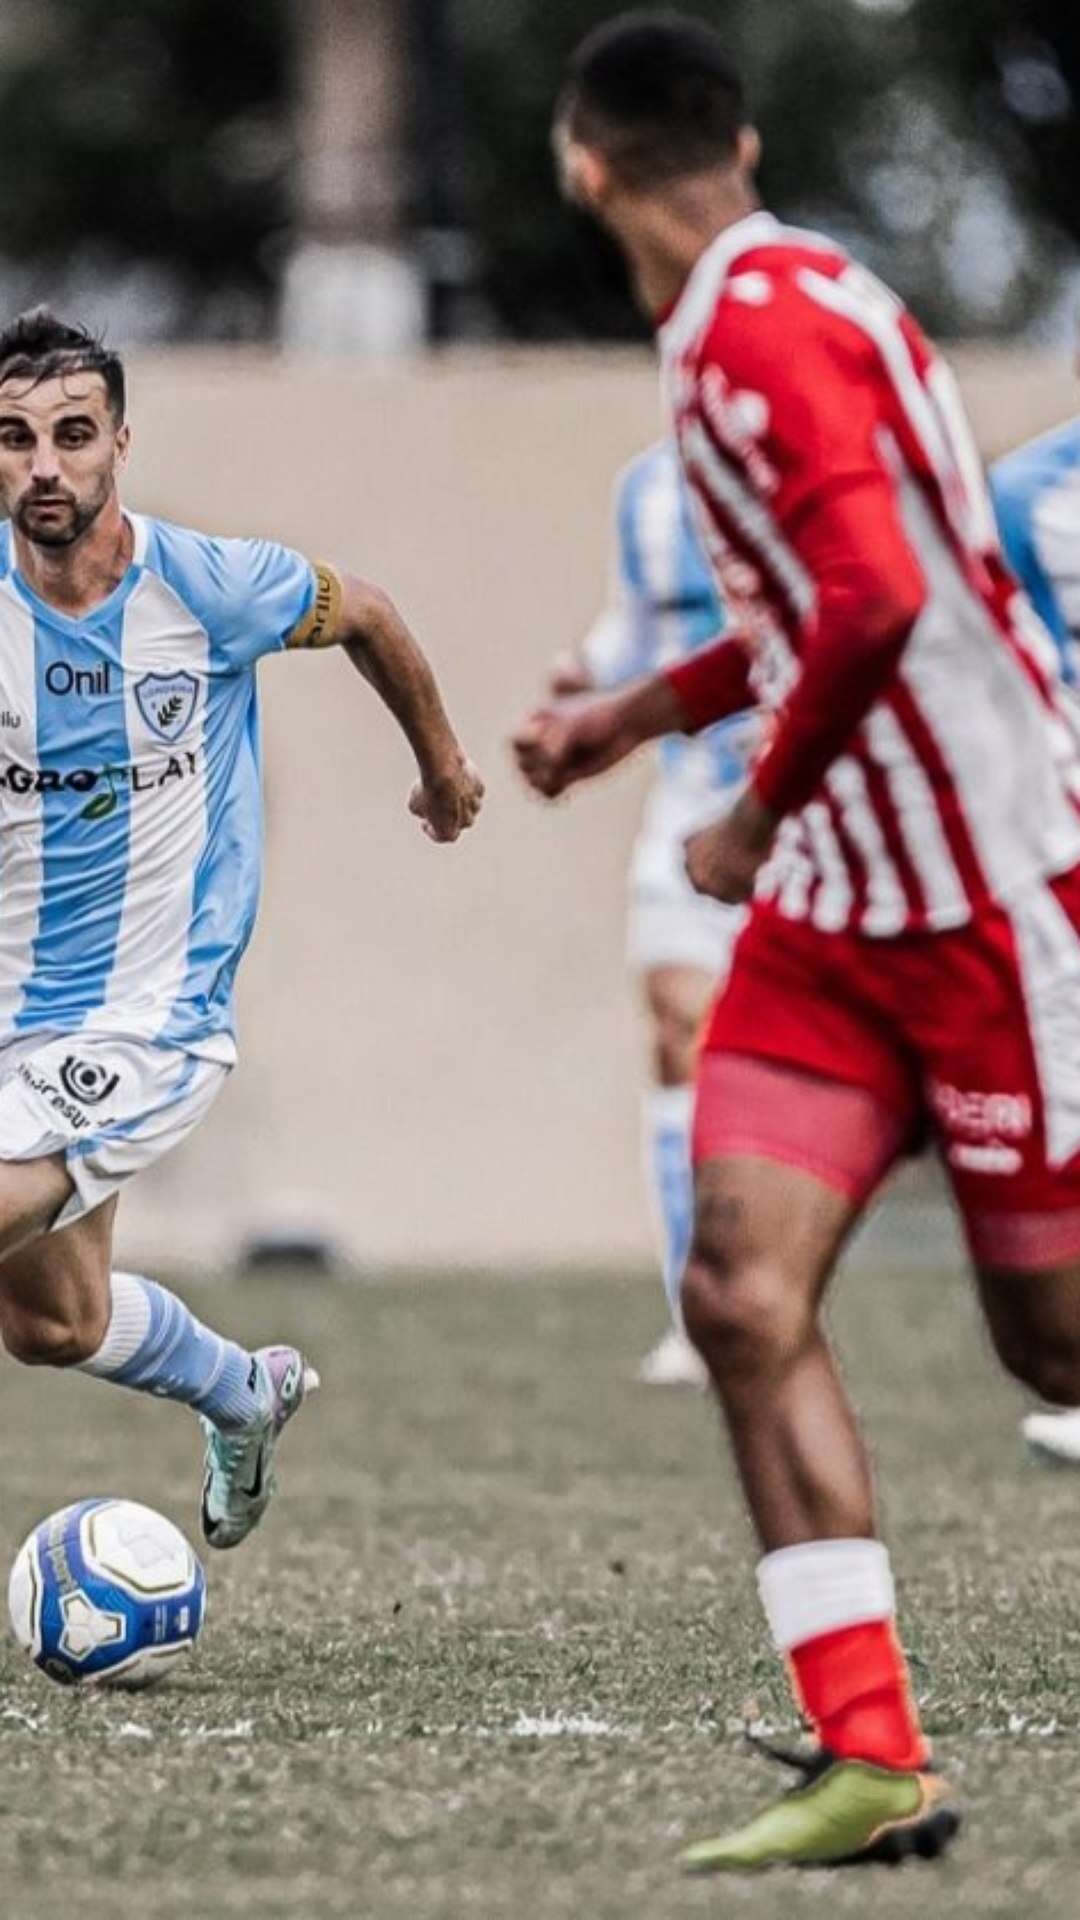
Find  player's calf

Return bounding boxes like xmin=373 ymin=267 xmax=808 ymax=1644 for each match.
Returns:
xmin=1 ymin=1300 xmax=108 ymax=1367
xmin=644 ymin=966 xmax=707 ymax=1088
xmin=977 ymin=1259 xmax=1080 ymax=1407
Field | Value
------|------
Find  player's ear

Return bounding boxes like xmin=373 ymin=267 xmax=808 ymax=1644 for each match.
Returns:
xmin=114 ymin=422 xmax=131 ymax=472
xmin=555 ymin=129 xmax=610 ymax=211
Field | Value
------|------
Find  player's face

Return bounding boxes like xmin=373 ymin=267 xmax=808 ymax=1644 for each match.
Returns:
xmin=0 ymin=374 xmax=129 ymax=548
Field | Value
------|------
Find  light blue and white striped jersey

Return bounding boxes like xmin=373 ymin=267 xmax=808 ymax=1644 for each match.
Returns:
xmin=0 ymin=513 xmax=320 ymax=1062
xmin=582 ymin=440 xmax=758 ymax=789
xmin=992 ymin=417 xmax=1080 ymax=686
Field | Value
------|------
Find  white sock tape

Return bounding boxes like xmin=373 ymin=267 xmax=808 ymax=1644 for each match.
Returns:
xmin=757 ymin=1538 xmax=895 ymax=1653
xmin=79 ymin=1270 xmax=153 ymax=1376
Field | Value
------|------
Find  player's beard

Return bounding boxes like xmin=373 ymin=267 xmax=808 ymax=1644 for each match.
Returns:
xmin=14 ymin=480 xmax=109 ymax=549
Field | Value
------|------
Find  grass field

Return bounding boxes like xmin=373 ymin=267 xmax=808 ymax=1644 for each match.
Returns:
xmin=3 ymin=1252 xmax=1080 ymax=1919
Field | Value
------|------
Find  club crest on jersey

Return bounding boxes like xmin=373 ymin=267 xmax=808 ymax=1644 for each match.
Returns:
xmin=135 ymin=671 xmax=198 ymax=743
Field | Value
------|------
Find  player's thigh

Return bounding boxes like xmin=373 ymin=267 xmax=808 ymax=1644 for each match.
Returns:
xmin=690 ymin=1149 xmax=860 ymax=1302
xmin=0 ymin=1193 xmax=116 ymax=1350
xmin=689 ymin=1063 xmax=907 ymax=1291
xmin=684 ymin=1146 xmax=870 ymax=1382
xmin=0 ymin=1152 xmax=75 ymax=1260
xmin=685 ymin=916 xmax=917 ymax=1338
xmin=911 ymin=873 xmax=1080 ymax=1273
xmin=643 ymin=963 xmax=715 ymax=1030
xmin=642 ymin=963 xmax=715 ymax=1084
xmin=694 ymin=910 xmax=918 ymax=1203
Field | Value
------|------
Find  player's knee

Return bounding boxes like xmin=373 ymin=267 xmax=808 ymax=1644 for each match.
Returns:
xmin=681 ymin=1253 xmax=809 ymax=1387
xmin=652 ymin=1005 xmax=698 ymax=1086
xmin=645 ymin=972 xmax=707 ymax=1087
xmin=1 ymin=1303 xmax=104 ymax=1368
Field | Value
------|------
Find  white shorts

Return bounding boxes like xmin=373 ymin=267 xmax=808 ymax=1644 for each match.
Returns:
xmin=0 ymin=1031 xmax=228 ymax=1229
xmin=627 ymin=778 xmax=746 ymax=978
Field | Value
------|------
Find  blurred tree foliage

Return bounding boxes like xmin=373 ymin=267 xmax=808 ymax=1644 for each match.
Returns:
xmin=0 ymin=0 xmax=291 ymax=337
xmin=457 ymin=0 xmax=1080 ymax=340
xmin=0 ymin=0 xmax=1075 ymax=340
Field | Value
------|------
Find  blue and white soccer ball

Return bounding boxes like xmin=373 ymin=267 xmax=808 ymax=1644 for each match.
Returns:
xmin=7 ymin=1498 xmax=206 ymax=1689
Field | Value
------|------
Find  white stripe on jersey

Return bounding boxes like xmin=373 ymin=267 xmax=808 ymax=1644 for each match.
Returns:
xmin=894 ymin=469 xmax=1080 ymax=902
xmin=862 ymin=706 xmax=968 ymax=930
xmin=82 ymin=572 xmax=210 ymax=1040
xmin=795 ymin=266 xmax=977 ymax=555
xmin=923 ymin=358 xmax=1000 ymax=555
xmin=0 ymin=581 xmax=41 ymax=1039
xmin=659 ymin=212 xmax=786 ymax=361
xmin=679 ymin=416 xmax=816 ymax=626
xmin=802 ymin=801 xmax=853 ymax=932
xmin=767 ymin=816 xmax=814 ymax=921
xmin=1009 ymin=882 xmax=1080 ymax=1167
xmin=825 ymin=756 xmax=908 ymax=937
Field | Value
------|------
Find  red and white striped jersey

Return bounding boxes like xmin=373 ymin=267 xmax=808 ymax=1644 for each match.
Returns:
xmin=659 ymin=210 xmax=1080 ymax=938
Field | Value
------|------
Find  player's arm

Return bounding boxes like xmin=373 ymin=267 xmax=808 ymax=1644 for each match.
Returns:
xmin=674 ymin=484 xmax=924 ymax=902
xmin=678 ymin=280 xmax=930 ymax=899
xmin=748 ymin=485 xmax=925 ymax=818
xmin=296 ymin=564 xmax=483 ymax=844
xmin=514 ymin=631 xmax=752 ymax=798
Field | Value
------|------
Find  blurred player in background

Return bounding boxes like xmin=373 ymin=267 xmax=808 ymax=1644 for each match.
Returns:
xmin=552 ymin=440 xmax=757 ymax=1387
xmin=517 ymin=11 xmax=1080 ymax=1873
xmin=0 ymin=309 xmax=482 ymax=1552
xmin=992 ymin=394 xmax=1080 ymax=1462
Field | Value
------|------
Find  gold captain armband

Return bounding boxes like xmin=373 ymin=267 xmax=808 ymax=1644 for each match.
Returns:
xmin=287 ymin=561 xmax=345 ymax=650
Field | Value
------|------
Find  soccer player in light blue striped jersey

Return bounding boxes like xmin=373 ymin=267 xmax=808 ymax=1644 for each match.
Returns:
xmin=993 ymin=416 xmax=1080 ymax=688
xmin=551 ymin=441 xmax=759 ymax=1384
xmin=993 ymin=409 xmax=1080 ymax=1461
xmin=0 ymin=308 xmax=483 ymax=1547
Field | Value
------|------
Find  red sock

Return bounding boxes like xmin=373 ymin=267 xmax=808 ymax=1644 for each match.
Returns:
xmin=789 ymin=1619 xmax=929 ymax=1771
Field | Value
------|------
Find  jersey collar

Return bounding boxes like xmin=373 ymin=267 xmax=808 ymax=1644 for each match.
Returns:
xmin=9 ymin=512 xmax=145 ymax=632
xmin=658 ymin=210 xmax=780 ymax=360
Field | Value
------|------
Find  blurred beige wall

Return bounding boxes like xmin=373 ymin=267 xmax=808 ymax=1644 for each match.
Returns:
xmin=113 ymin=345 xmax=1078 ymax=1273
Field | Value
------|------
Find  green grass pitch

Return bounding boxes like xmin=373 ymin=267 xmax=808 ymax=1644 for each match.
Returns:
xmin=2 ymin=1257 xmax=1080 ymax=1918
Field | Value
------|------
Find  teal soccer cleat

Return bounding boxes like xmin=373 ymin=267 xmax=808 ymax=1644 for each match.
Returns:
xmin=199 ymin=1345 xmax=319 ymax=1549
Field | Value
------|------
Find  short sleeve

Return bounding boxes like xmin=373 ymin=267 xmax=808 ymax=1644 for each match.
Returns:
xmin=991 ymin=461 xmax=1040 ymax=603
xmin=212 ymin=538 xmax=323 ymax=670
xmin=992 ymin=456 xmax=1079 ymax=684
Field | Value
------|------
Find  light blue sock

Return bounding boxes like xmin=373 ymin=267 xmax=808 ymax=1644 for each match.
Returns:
xmin=79 ymin=1271 xmax=264 ymax=1432
xmin=644 ymin=1086 xmax=694 ymax=1320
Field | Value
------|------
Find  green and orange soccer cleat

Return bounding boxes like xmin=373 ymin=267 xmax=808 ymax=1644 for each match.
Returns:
xmin=682 ymin=1745 xmax=960 ymax=1874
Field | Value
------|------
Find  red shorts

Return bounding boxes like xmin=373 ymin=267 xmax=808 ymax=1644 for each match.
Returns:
xmin=693 ymin=865 xmax=1080 ymax=1269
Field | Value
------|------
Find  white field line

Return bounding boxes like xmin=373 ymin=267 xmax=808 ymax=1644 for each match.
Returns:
xmin=510 ymin=1711 xmax=632 ymax=1738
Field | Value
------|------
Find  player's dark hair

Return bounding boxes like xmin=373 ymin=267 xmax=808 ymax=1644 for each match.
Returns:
xmin=0 ymin=307 xmax=125 ymax=423
xmin=558 ymin=10 xmax=747 ymax=189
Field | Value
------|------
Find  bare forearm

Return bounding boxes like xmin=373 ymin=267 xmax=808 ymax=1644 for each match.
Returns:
xmin=514 ymin=666 xmax=705 ymax=799
xmin=615 ymin=669 xmax=695 ymax=747
xmin=343 ymin=583 xmax=463 ymax=776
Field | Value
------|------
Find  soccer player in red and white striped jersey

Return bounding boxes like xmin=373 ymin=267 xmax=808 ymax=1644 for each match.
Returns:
xmin=516 ymin=12 xmax=1080 ymax=1872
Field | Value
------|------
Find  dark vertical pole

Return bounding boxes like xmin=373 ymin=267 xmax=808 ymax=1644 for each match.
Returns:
xmin=410 ymin=0 xmax=474 ymax=343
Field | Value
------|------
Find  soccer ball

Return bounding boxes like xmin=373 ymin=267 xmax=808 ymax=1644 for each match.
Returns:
xmin=7 ymin=1497 xmax=206 ymax=1689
